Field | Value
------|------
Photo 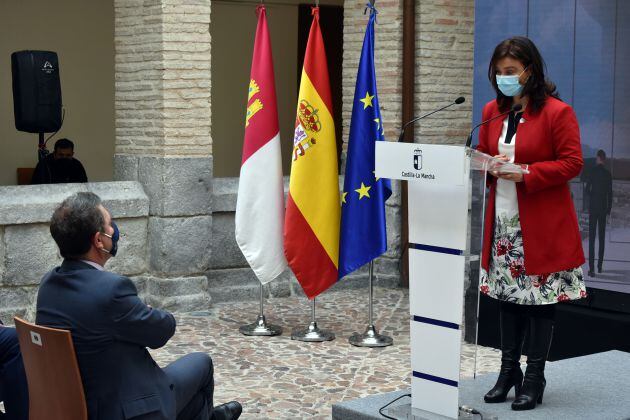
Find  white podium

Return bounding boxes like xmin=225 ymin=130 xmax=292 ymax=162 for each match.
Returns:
xmin=375 ymin=142 xmax=526 ymax=419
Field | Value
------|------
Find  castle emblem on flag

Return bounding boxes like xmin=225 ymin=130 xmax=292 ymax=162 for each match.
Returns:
xmin=292 ymin=100 xmax=321 ymax=161
xmin=246 ymin=79 xmax=264 ymax=127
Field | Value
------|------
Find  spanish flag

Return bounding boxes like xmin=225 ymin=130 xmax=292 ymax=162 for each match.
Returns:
xmin=284 ymin=7 xmax=340 ymax=299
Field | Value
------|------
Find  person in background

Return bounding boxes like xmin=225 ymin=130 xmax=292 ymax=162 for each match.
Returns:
xmin=477 ymin=36 xmax=586 ymax=411
xmin=36 ymin=192 xmax=241 ymax=420
xmin=31 ymin=138 xmax=88 ymax=184
xmin=586 ymin=149 xmax=613 ymax=277
xmin=0 ymin=321 xmax=29 ymax=420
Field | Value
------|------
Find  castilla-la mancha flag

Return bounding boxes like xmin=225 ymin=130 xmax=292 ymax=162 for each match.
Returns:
xmin=235 ymin=5 xmax=287 ymax=284
xmin=284 ymin=7 xmax=340 ymax=299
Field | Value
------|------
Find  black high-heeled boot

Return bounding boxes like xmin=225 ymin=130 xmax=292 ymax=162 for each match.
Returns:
xmin=484 ymin=303 xmax=526 ymax=403
xmin=512 ymin=313 xmax=554 ymax=410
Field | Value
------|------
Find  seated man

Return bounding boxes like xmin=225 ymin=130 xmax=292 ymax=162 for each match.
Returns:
xmin=31 ymin=138 xmax=88 ymax=184
xmin=36 ymin=192 xmax=241 ymax=420
xmin=0 ymin=322 xmax=28 ymax=420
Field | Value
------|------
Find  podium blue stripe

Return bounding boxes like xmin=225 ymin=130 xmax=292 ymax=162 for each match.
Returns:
xmin=409 ymin=243 xmax=463 ymax=256
xmin=413 ymin=371 xmax=459 ymax=387
xmin=413 ymin=315 xmax=460 ymax=330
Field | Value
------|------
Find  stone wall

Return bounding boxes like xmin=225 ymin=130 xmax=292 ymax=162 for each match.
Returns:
xmin=342 ymin=1 xmax=404 ymax=284
xmin=113 ymin=0 xmax=213 ymax=312
xmin=0 ymin=182 xmax=149 ymax=323
xmin=208 ymin=178 xmax=402 ymax=303
xmin=341 ymin=0 xmax=475 ymax=285
xmin=114 ymin=0 xmax=212 ymax=157
xmin=343 ymin=0 xmax=475 ymax=336
xmin=415 ymin=0 xmax=474 ymax=144
xmin=1 ymin=0 xmax=481 ymax=324
xmin=342 ymin=0 xmax=474 ymax=145
xmin=113 ymin=0 xmax=475 ymax=299
xmin=0 ymin=177 xmax=404 ymax=326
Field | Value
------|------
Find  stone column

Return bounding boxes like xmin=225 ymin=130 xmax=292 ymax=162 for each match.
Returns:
xmin=113 ymin=0 xmax=213 ymax=311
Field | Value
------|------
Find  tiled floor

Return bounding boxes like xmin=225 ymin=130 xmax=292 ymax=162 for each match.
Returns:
xmin=151 ymin=288 xmax=502 ymax=419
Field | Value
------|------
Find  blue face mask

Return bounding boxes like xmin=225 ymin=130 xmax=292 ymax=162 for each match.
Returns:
xmin=101 ymin=221 xmax=120 ymax=257
xmin=496 ymin=69 xmax=527 ymax=97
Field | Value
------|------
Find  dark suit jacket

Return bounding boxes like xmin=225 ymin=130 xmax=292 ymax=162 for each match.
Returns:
xmin=586 ymin=164 xmax=613 ymax=215
xmin=36 ymin=260 xmax=177 ymax=420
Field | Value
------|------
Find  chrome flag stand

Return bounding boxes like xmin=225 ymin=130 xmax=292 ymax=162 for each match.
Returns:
xmin=239 ymin=284 xmax=282 ymax=336
xmin=349 ymin=261 xmax=393 ymax=347
xmin=291 ymin=297 xmax=335 ymax=342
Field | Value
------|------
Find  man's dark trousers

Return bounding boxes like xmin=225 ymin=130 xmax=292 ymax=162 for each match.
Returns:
xmin=0 ymin=326 xmax=28 ymax=420
xmin=588 ymin=211 xmax=606 ymax=272
xmin=165 ymin=353 xmax=214 ymax=420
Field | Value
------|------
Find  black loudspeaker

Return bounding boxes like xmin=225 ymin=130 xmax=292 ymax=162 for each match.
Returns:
xmin=11 ymin=50 xmax=62 ymax=133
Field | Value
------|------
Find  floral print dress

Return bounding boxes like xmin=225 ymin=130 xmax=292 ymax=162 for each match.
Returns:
xmin=479 ymin=113 xmax=587 ymax=305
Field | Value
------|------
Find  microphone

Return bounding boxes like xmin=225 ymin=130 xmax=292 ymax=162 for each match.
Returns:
xmin=398 ymin=96 xmax=465 ymax=142
xmin=465 ymin=103 xmax=522 ymax=148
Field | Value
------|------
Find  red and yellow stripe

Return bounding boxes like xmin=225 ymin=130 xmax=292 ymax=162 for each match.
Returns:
xmin=284 ymin=8 xmax=340 ymax=299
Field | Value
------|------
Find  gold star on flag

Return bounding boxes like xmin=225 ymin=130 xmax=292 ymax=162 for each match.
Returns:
xmin=355 ymin=182 xmax=371 ymax=200
xmin=373 ymin=118 xmax=381 ymax=130
xmin=372 ymin=170 xmax=380 ymax=182
xmin=360 ymin=92 xmax=375 ymax=109
xmin=341 ymin=191 xmax=348 ymax=204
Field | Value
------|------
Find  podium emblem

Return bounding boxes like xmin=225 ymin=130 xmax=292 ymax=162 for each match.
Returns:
xmin=413 ymin=148 xmax=423 ymax=170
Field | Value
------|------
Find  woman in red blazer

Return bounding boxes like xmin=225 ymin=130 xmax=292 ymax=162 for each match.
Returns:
xmin=477 ymin=37 xmax=586 ymax=411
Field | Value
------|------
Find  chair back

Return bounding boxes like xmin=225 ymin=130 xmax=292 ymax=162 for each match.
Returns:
xmin=13 ymin=317 xmax=87 ymax=420
xmin=16 ymin=168 xmax=35 ymax=185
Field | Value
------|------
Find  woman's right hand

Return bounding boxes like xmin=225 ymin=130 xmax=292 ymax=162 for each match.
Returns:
xmin=490 ymin=154 xmax=509 ymax=178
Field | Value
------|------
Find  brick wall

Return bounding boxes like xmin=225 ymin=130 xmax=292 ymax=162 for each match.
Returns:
xmin=342 ymin=0 xmax=474 ymax=281
xmin=416 ymin=0 xmax=474 ymax=144
xmin=342 ymin=1 xmax=403 ymax=148
xmin=113 ymin=0 xmax=214 ymax=312
xmin=114 ymin=0 xmax=212 ymax=157
xmin=342 ymin=0 xmax=474 ymax=148
xmin=342 ymin=1 xmax=404 ymax=281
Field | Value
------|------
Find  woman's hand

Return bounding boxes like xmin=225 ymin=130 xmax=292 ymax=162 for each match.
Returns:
xmin=495 ymin=172 xmax=524 ymax=182
xmin=490 ymin=154 xmax=524 ymax=182
xmin=489 ymin=155 xmax=508 ymax=178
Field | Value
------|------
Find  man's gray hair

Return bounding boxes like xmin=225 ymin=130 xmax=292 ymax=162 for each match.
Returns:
xmin=50 ymin=192 xmax=105 ymax=259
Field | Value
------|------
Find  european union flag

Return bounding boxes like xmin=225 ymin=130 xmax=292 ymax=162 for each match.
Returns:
xmin=339 ymin=6 xmax=391 ymax=279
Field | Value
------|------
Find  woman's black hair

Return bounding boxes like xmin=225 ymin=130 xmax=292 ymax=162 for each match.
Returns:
xmin=488 ymin=36 xmax=559 ymax=113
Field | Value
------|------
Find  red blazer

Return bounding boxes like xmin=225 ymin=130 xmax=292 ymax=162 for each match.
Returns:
xmin=477 ymin=97 xmax=585 ymax=275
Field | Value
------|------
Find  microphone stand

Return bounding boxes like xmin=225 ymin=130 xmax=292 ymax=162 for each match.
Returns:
xmin=465 ymin=103 xmax=522 ymax=148
xmin=398 ymin=97 xmax=465 ymax=142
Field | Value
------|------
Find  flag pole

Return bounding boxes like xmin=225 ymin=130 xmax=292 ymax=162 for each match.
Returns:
xmin=239 ymin=283 xmax=283 ymax=336
xmin=291 ymin=297 xmax=335 ymax=342
xmin=349 ymin=261 xmax=393 ymax=347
